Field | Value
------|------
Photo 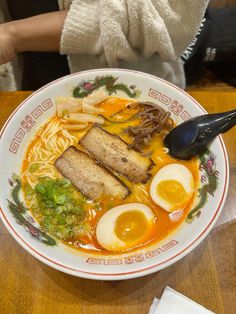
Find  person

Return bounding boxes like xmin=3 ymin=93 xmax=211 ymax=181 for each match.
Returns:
xmin=0 ymin=1 xmax=210 ymax=91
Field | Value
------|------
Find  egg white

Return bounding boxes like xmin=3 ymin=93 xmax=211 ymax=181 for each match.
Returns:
xmin=96 ymin=203 xmax=154 ymax=252
xmin=150 ymin=163 xmax=194 ymax=212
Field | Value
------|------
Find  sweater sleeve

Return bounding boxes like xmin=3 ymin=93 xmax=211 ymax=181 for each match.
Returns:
xmin=60 ymin=0 xmax=209 ymax=66
xmin=59 ymin=1 xmax=102 ymax=55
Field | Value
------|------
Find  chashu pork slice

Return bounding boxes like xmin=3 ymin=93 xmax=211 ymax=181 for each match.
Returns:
xmin=55 ymin=146 xmax=130 ymax=201
xmin=79 ymin=126 xmax=153 ymax=183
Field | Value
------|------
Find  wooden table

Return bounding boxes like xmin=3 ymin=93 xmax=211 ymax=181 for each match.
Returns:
xmin=0 ymin=91 xmax=235 ymax=314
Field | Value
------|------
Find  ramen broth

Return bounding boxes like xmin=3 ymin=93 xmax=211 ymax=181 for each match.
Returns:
xmin=22 ymin=96 xmax=199 ymax=253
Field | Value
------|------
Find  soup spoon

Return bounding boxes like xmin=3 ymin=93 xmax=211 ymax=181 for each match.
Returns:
xmin=164 ymin=109 xmax=236 ymax=160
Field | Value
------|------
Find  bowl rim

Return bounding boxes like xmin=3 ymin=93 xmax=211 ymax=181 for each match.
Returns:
xmin=0 ymin=68 xmax=229 ymax=280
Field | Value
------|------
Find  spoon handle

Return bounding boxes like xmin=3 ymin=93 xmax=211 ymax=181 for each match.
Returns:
xmin=217 ymin=109 xmax=236 ymax=133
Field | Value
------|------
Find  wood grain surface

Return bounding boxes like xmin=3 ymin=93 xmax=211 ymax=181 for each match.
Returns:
xmin=0 ymin=91 xmax=235 ymax=314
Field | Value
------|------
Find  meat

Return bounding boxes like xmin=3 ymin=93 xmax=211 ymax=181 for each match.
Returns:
xmin=79 ymin=126 xmax=153 ymax=183
xmin=55 ymin=146 xmax=130 ymax=200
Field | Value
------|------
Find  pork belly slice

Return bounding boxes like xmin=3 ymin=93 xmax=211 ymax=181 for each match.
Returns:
xmin=55 ymin=146 xmax=130 ymax=201
xmin=79 ymin=126 xmax=153 ymax=183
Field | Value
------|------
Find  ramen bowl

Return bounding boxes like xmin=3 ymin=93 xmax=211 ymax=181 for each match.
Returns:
xmin=0 ymin=69 xmax=229 ymax=280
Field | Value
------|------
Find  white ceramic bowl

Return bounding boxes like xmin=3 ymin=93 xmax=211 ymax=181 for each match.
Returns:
xmin=0 ymin=69 xmax=229 ymax=280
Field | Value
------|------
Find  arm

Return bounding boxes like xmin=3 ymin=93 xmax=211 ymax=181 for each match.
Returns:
xmin=0 ymin=11 xmax=68 ymax=65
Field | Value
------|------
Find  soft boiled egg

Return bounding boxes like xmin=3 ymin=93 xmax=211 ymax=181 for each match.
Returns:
xmin=150 ymin=164 xmax=194 ymax=212
xmin=96 ymin=203 xmax=155 ymax=252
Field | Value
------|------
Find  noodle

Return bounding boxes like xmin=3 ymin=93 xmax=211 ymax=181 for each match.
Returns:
xmin=22 ymin=117 xmax=77 ymax=188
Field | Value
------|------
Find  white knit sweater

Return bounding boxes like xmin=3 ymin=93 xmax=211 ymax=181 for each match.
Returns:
xmin=59 ymin=0 xmax=209 ymax=89
xmin=0 ymin=0 xmax=209 ymax=91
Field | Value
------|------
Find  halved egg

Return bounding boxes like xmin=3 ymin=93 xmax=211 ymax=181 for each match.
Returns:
xmin=150 ymin=164 xmax=194 ymax=212
xmin=96 ymin=203 xmax=155 ymax=252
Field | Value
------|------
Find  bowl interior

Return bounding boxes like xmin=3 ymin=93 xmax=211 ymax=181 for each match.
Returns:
xmin=0 ymin=69 xmax=229 ymax=280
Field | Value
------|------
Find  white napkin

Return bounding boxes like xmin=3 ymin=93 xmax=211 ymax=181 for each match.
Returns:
xmin=149 ymin=286 xmax=215 ymax=314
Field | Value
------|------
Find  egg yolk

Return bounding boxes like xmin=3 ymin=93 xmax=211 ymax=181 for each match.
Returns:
xmin=157 ymin=180 xmax=188 ymax=208
xmin=115 ymin=210 xmax=148 ymax=242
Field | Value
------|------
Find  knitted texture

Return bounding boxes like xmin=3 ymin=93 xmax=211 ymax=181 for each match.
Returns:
xmin=59 ymin=0 xmax=209 ymax=88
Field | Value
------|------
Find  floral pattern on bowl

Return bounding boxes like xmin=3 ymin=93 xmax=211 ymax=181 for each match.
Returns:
xmin=73 ymin=75 xmax=141 ymax=98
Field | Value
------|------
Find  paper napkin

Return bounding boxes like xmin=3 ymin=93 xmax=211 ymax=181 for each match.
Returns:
xmin=149 ymin=286 xmax=215 ymax=314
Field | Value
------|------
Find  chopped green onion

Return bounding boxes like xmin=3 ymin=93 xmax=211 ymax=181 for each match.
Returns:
xmin=33 ymin=177 xmax=88 ymax=241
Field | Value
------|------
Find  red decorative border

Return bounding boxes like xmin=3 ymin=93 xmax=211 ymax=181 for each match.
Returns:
xmin=9 ymin=139 xmax=20 ymax=154
xmin=31 ymin=106 xmax=43 ymax=119
xmin=15 ymin=128 xmax=25 ymax=141
xmin=42 ymin=99 xmax=53 ymax=111
xmin=168 ymin=100 xmax=184 ymax=116
xmin=181 ymin=110 xmax=192 ymax=121
xmin=86 ymin=240 xmax=177 ymax=265
xmin=8 ymin=99 xmax=53 ymax=154
xmin=149 ymin=88 xmax=189 ymax=119
xmin=0 ymin=69 xmax=229 ymax=279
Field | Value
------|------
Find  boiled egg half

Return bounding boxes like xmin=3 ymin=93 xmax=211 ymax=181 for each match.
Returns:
xmin=96 ymin=203 xmax=155 ymax=252
xmin=150 ymin=164 xmax=194 ymax=212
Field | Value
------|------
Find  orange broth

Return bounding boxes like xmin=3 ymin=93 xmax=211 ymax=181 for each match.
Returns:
xmin=22 ymin=97 xmax=199 ymax=254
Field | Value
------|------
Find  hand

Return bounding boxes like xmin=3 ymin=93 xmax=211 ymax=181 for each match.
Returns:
xmin=0 ymin=23 xmax=17 ymax=65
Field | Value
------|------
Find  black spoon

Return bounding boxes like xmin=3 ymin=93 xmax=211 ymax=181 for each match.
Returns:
xmin=164 ymin=109 xmax=236 ymax=160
